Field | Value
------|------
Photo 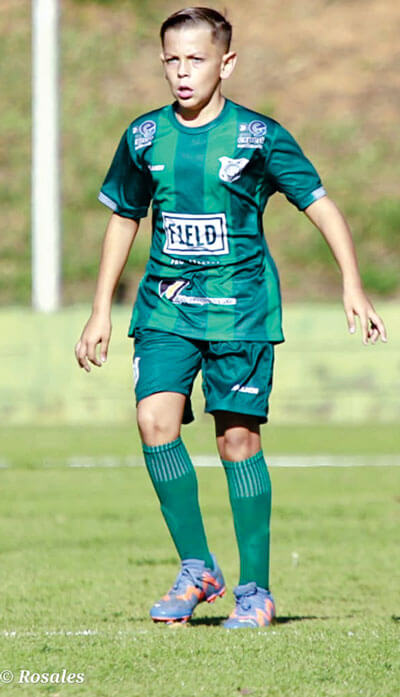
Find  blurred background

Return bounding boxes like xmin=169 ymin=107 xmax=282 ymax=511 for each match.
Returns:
xmin=1 ymin=0 xmax=399 ymax=458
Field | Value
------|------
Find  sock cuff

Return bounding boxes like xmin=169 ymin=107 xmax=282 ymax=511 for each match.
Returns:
xmin=142 ymin=436 xmax=182 ymax=454
xmin=142 ymin=436 xmax=194 ymax=482
xmin=221 ymin=450 xmax=270 ymax=498
xmin=221 ymin=450 xmax=265 ymax=470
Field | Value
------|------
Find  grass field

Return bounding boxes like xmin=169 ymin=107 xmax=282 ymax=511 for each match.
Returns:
xmin=0 ymin=429 xmax=399 ymax=696
xmin=1 ymin=424 xmax=400 ymax=467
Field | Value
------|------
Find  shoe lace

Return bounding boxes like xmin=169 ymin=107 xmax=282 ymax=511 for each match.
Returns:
xmin=172 ymin=565 xmax=203 ymax=594
xmin=236 ymin=589 xmax=257 ymax=613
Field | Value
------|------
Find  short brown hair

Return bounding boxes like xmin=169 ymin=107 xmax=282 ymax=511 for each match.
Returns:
xmin=160 ymin=7 xmax=232 ymax=51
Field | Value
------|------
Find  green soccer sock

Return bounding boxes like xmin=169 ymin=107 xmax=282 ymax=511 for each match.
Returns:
xmin=142 ymin=437 xmax=213 ymax=569
xmin=221 ymin=450 xmax=272 ymax=590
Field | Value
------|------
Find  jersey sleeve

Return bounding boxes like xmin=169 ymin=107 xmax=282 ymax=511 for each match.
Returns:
xmin=98 ymin=128 xmax=151 ymax=218
xmin=266 ymin=122 xmax=326 ymax=211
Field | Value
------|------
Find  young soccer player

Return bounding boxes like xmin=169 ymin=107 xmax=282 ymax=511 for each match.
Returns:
xmin=75 ymin=7 xmax=387 ymax=628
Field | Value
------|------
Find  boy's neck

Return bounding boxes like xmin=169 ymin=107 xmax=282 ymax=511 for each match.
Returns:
xmin=174 ymin=91 xmax=226 ymax=128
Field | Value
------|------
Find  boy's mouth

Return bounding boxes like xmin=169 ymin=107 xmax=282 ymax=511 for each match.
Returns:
xmin=177 ymin=86 xmax=194 ymax=99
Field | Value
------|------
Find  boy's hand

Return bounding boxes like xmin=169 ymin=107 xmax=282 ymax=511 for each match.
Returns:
xmin=75 ymin=312 xmax=112 ymax=372
xmin=343 ymin=286 xmax=387 ymax=345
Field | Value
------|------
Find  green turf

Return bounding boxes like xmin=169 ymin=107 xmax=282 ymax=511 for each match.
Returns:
xmin=1 ymin=423 xmax=400 ymax=468
xmin=0 ymin=464 xmax=399 ymax=695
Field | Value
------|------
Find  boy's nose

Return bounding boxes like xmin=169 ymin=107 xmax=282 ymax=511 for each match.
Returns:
xmin=177 ymin=60 xmax=190 ymax=77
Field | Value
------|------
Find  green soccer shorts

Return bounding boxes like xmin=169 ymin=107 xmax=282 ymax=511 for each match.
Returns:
xmin=132 ymin=328 xmax=275 ymax=424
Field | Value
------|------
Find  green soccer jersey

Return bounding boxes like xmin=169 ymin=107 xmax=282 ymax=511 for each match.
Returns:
xmin=98 ymin=98 xmax=326 ymax=342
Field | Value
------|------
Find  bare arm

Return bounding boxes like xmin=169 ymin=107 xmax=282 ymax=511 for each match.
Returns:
xmin=303 ymin=196 xmax=387 ymax=344
xmin=75 ymin=213 xmax=140 ymax=371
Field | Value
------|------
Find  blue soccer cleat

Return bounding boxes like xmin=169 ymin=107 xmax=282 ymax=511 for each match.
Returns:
xmin=223 ymin=581 xmax=276 ymax=629
xmin=150 ymin=553 xmax=226 ymax=624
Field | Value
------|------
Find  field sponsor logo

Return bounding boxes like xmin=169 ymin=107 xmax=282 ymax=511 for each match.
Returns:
xmin=237 ymin=120 xmax=267 ymax=148
xmin=231 ymin=383 xmax=260 ymax=395
xmin=159 ymin=278 xmax=236 ymax=306
xmin=218 ymin=157 xmax=249 ymax=183
xmin=132 ymin=120 xmax=157 ymax=150
xmin=162 ymin=212 xmax=229 ymax=256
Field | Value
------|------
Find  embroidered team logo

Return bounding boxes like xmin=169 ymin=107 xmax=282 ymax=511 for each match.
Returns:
xmin=248 ymin=120 xmax=267 ymax=137
xmin=139 ymin=120 xmax=156 ymax=138
xmin=218 ymin=157 xmax=249 ymax=183
xmin=237 ymin=120 xmax=267 ymax=148
xmin=132 ymin=120 xmax=157 ymax=150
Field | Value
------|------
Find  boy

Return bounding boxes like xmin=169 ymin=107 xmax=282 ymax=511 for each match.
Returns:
xmin=75 ymin=7 xmax=387 ymax=629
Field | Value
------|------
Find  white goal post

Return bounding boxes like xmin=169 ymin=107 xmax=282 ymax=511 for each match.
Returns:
xmin=32 ymin=0 xmax=61 ymax=312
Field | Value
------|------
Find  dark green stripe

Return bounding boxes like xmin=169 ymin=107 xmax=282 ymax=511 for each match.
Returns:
xmin=144 ymin=111 xmax=179 ymax=333
xmin=172 ymin=130 xmax=208 ymax=335
xmin=203 ymin=107 xmax=237 ymax=338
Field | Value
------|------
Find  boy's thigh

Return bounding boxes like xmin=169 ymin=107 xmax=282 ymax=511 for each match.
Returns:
xmin=201 ymin=340 xmax=275 ymax=424
xmin=133 ymin=328 xmax=202 ymax=424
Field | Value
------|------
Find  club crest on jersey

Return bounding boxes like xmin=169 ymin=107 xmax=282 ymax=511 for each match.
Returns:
xmin=237 ymin=120 xmax=267 ymax=148
xmin=132 ymin=120 xmax=157 ymax=150
xmin=218 ymin=157 xmax=249 ymax=183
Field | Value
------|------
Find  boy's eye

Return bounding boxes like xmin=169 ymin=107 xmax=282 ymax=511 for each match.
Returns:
xmin=165 ymin=57 xmax=178 ymax=63
xmin=192 ymin=57 xmax=204 ymax=63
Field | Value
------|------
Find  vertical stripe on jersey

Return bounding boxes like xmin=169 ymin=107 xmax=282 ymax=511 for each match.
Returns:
xmin=262 ymin=234 xmax=283 ymax=338
xmin=171 ymin=130 xmax=208 ymax=336
xmin=143 ymin=112 xmax=179 ymax=333
xmin=174 ymin=131 xmax=206 ymax=213
xmin=202 ymin=110 xmax=238 ymax=338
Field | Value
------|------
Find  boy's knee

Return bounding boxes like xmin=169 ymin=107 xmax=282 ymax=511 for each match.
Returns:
xmin=219 ymin=427 xmax=259 ymax=462
xmin=136 ymin=400 xmax=181 ymax=446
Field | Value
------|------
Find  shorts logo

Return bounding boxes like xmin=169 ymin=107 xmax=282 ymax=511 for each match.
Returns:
xmin=218 ymin=157 xmax=249 ymax=183
xmin=162 ymin=212 xmax=229 ymax=256
xmin=237 ymin=121 xmax=267 ymax=149
xmin=159 ymin=278 xmax=236 ymax=306
xmin=133 ymin=356 xmax=141 ymax=387
xmin=132 ymin=120 xmax=157 ymax=150
xmin=231 ymin=383 xmax=260 ymax=395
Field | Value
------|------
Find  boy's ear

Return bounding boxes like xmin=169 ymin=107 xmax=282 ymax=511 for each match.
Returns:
xmin=220 ymin=51 xmax=237 ymax=80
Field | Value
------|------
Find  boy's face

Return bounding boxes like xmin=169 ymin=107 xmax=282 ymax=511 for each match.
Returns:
xmin=161 ymin=25 xmax=236 ymax=111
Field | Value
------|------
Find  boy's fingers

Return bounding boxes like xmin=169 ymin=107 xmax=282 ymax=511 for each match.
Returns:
xmin=346 ymin=310 xmax=356 ymax=334
xmin=87 ymin=340 xmax=102 ymax=367
xmin=359 ymin=313 xmax=369 ymax=345
xmin=369 ymin=312 xmax=387 ymax=343
xmin=100 ymin=338 xmax=109 ymax=363
xmin=75 ymin=340 xmax=91 ymax=372
xmin=370 ymin=327 xmax=380 ymax=344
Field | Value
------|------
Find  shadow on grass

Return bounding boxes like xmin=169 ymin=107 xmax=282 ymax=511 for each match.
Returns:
xmin=274 ymin=615 xmax=330 ymax=624
xmin=128 ymin=614 xmax=334 ymax=627
xmin=188 ymin=614 xmax=331 ymax=627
